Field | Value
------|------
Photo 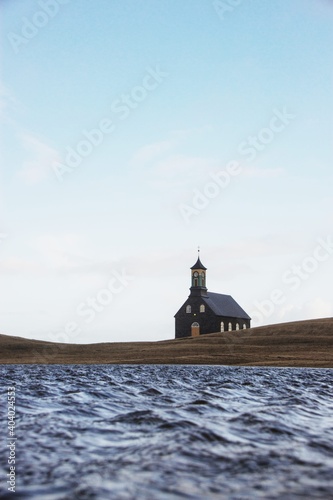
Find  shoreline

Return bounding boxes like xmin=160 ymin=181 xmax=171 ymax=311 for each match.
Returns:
xmin=1 ymin=317 xmax=333 ymax=367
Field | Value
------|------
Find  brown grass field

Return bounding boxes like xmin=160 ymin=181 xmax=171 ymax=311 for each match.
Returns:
xmin=0 ymin=317 xmax=333 ymax=367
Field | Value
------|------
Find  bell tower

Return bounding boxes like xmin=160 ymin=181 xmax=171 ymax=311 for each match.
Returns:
xmin=190 ymin=249 xmax=208 ymax=297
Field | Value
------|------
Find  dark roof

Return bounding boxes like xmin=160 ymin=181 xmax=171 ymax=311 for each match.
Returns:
xmin=203 ymin=292 xmax=251 ymax=319
xmin=190 ymin=256 xmax=207 ymax=270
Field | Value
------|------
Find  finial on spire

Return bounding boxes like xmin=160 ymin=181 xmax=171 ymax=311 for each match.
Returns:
xmin=190 ymin=249 xmax=206 ymax=270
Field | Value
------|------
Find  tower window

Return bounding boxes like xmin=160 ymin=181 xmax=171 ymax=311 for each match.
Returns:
xmin=228 ymin=322 xmax=232 ymax=331
xmin=186 ymin=305 xmax=191 ymax=313
xmin=236 ymin=323 xmax=240 ymax=331
xmin=200 ymin=304 xmax=205 ymax=313
xmin=220 ymin=321 xmax=224 ymax=332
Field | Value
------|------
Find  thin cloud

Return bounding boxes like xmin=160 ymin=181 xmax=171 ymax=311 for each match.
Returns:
xmin=0 ymin=83 xmax=59 ymax=185
xmin=33 ymin=233 xmax=88 ymax=269
xmin=16 ymin=133 xmax=61 ymax=184
xmin=131 ymin=140 xmax=175 ymax=165
xmin=305 ymin=297 xmax=333 ymax=319
xmin=0 ymin=256 xmax=39 ymax=274
xmin=170 ymin=124 xmax=214 ymax=141
xmin=207 ymin=234 xmax=310 ymax=260
xmin=131 ymin=126 xmax=213 ymax=168
xmin=146 ymin=154 xmax=220 ymax=191
xmin=278 ymin=298 xmax=333 ymax=323
xmin=242 ymin=166 xmax=285 ymax=179
xmin=155 ymin=154 xmax=217 ymax=176
xmin=0 ymin=81 xmax=18 ymax=118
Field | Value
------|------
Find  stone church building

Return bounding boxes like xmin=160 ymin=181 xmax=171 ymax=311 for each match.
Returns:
xmin=174 ymin=254 xmax=251 ymax=338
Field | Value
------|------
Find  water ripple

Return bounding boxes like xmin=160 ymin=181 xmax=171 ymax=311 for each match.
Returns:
xmin=0 ymin=365 xmax=332 ymax=499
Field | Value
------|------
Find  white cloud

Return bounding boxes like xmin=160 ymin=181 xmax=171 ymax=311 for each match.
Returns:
xmin=131 ymin=140 xmax=175 ymax=165
xmin=209 ymin=234 xmax=307 ymax=260
xmin=33 ymin=233 xmax=90 ymax=269
xmin=275 ymin=298 xmax=332 ymax=324
xmin=0 ymin=83 xmax=59 ymax=184
xmin=242 ymin=166 xmax=285 ymax=179
xmin=16 ymin=133 xmax=61 ymax=184
xmin=0 ymin=82 xmax=18 ymax=118
xmin=131 ymin=126 xmax=214 ymax=169
xmin=131 ymin=139 xmax=220 ymax=190
xmin=145 ymin=155 xmax=220 ymax=191
xmin=304 ymin=297 xmax=333 ymax=319
xmin=169 ymin=125 xmax=213 ymax=141
xmin=155 ymin=154 xmax=217 ymax=178
xmin=0 ymin=256 xmax=39 ymax=274
xmin=0 ymin=233 xmax=91 ymax=275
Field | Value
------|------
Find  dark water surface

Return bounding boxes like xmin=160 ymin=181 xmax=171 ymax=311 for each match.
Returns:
xmin=1 ymin=365 xmax=333 ymax=499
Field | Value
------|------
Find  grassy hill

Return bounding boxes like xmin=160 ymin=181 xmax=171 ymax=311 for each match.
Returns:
xmin=1 ymin=317 xmax=333 ymax=367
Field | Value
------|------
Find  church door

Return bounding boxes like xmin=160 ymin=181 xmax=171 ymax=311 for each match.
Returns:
xmin=191 ymin=322 xmax=200 ymax=337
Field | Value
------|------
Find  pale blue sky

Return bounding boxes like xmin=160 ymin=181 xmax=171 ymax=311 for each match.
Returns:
xmin=0 ymin=0 xmax=332 ymax=344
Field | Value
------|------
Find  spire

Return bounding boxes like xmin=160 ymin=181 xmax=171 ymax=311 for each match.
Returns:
xmin=190 ymin=249 xmax=207 ymax=270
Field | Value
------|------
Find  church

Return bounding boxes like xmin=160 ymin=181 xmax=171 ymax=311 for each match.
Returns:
xmin=174 ymin=254 xmax=251 ymax=338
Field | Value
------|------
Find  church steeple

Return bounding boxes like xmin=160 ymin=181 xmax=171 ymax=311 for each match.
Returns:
xmin=189 ymin=249 xmax=208 ymax=297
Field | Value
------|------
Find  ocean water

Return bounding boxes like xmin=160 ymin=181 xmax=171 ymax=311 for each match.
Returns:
xmin=0 ymin=365 xmax=333 ymax=499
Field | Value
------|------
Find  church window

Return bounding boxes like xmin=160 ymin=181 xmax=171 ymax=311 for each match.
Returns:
xmin=236 ymin=323 xmax=240 ymax=330
xmin=186 ymin=305 xmax=191 ymax=313
xmin=228 ymin=322 xmax=232 ymax=331
xmin=220 ymin=322 xmax=224 ymax=332
xmin=243 ymin=324 xmax=246 ymax=329
xmin=200 ymin=304 xmax=205 ymax=313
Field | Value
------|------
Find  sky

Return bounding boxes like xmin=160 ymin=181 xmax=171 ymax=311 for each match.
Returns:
xmin=0 ymin=0 xmax=332 ymax=344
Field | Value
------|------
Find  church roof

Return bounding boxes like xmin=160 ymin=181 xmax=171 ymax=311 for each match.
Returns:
xmin=190 ymin=256 xmax=207 ymax=270
xmin=203 ymin=292 xmax=251 ymax=320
